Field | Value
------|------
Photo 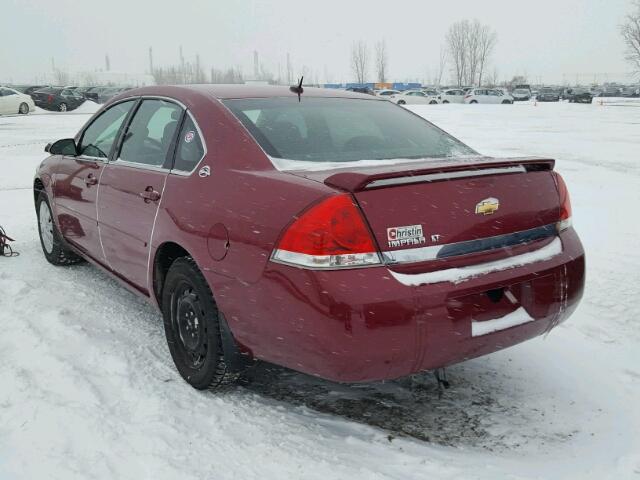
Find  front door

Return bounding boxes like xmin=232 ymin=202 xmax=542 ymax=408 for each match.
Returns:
xmin=52 ymin=100 xmax=136 ymax=261
xmin=97 ymin=98 xmax=183 ymax=292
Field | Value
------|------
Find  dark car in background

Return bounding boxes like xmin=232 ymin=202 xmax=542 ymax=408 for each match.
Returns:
xmin=30 ymin=87 xmax=85 ymax=111
xmin=537 ymin=87 xmax=560 ymax=102
xmin=10 ymin=84 xmax=50 ymax=96
xmin=96 ymin=87 xmax=132 ymax=104
xmin=566 ymin=88 xmax=593 ymax=104
xmin=346 ymin=86 xmax=375 ymax=95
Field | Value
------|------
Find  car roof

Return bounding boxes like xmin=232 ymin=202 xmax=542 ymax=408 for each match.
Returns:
xmin=118 ymin=84 xmax=379 ymax=101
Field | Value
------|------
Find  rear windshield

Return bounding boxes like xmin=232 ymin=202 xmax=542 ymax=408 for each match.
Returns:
xmin=223 ymin=97 xmax=476 ymax=169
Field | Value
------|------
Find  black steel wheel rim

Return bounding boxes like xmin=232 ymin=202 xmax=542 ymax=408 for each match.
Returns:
xmin=172 ymin=281 xmax=208 ymax=369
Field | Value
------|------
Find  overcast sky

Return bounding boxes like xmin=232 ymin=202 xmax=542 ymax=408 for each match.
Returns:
xmin=1 ymin=0 xmax=635 ymax=85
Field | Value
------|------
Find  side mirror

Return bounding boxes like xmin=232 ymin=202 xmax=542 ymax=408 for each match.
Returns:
xmin=48 ymin=138 xmax=78 ymax=156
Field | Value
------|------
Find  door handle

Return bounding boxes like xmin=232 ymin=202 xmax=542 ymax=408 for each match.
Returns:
xmin=139 ymin=186 xmax=161 ymax=203
xmin=85 ymin=174 xmax=98 ymax=186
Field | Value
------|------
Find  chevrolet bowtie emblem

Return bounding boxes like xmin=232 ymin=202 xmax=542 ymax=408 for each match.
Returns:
xmin=475 ymin=197 xmax=500 ymax=215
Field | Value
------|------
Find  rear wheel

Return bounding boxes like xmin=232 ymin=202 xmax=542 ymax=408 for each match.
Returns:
xmin=18 ymin=103 xmax=29 ymax=114
xmin=36 ymin=192 xmax=83 ymax=266
xmin=397 ymin=100 xmax=406 ymax=105
xmin=58 ymin=103 xmax=67 ymax=112
xmin=470 ymin=100 xmax=478 ymax=104
xmin=442 ymin=100 xmax=449 ymax=104
xmin=502 ymin=100 xmax=511 ymax=104
xmin=162 ymin=257 xmax=238 ymax=390
xmin=429 ymin=100 xmax=438 ymax=105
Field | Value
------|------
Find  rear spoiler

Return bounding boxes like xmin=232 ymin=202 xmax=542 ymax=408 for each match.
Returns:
xmin=324 ymin=158 xmax=555 ymax=192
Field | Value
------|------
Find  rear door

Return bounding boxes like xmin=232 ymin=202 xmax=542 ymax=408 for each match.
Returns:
xmin=97 ymin=98 xmax=183 ymax=292
xmin=52 ymin=100 xmax=136 ymax=261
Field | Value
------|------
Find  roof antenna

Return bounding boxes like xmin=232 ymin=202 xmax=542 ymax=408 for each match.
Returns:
xmin=290 ymin=76 xmax=304 ymax=102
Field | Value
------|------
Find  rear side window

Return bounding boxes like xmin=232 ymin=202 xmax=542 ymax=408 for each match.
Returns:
xmin=79 ymin=100 xmax=135 ymax=158
xmin=223 ymin=97 xmax=476 ymax=167
xmin=174 ymin=114 xmax=205 ymax=172
xmin=118 ymin=99 xmax=183 ymax=167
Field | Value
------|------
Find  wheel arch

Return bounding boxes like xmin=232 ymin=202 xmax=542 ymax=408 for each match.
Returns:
xmin=152 ymin=240 xmax=254 ymax=373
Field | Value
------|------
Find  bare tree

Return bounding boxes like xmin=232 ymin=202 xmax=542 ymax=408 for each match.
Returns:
xmin=53 ymin=69 xmax=70 ymax=85
xmin=351 ymin=41 xmax=369 ymax=84
xmin=446 ymin=20 xmax=469 ymax=87
xmin=621 ymin=0 xmax=640 ymax=77
xmin=446 ymin=19 xmax=497 ymax=87
xmin=436 ymin=45 xmax=447 ymax=86
xmin=375 ymin=40 xmax=388 ymax=83
xmin=477 ymin=24 xmax=497 ymax=86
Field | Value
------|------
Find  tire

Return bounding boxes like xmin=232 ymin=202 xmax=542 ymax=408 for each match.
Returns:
xmin=397 ymin=100 xmax=406 ymax=105
xmin=58 ymin=103 xmax=67 ymax=112
xmin=470 ymin=100 xmax=478 ymax=104
xmin=442 ymin=100 xmax=449 ymax=104
xmin=429 ymin=100 xmax=438 ymax=105
xmin=18 ymin=103 xmax=29 ymax=114
xmin=36 ymin=192 xmax=84 ymax=266
xmin=502 ymin=100 xmax=510 ymax=104
xmin=162 ymin=257 xmax=238 ymax=390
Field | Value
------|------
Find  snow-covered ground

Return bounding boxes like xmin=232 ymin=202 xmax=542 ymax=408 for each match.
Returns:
xmin=0 ymin=102 xmax=639 ymax=479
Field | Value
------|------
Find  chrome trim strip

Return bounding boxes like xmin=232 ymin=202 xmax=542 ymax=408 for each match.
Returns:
xmin=366 ymin=165 xmax=526 ymax=189
xmin=111 ymin=158 xmax=169 ymax=173
xmin=271 ymin=249 xmax=381 ymax=270
xmin=382 ymin=223 xmax=558 ymax=265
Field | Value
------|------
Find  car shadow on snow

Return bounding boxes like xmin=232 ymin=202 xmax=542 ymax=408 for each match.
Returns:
xmin=238 ymin=359 xmax=554 ymax=451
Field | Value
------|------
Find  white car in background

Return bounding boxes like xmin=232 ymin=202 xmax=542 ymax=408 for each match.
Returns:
xmin=464 ymin=88 xmax=514 ymax=104
xmin=512 ymin=88 xmax=531 ymax=101
xmin=0 ymin=87 xmax=36 ymax=115
xmin=375 ymin=89 xmax=401 ymax=98
xmin=391 ymin=89 xmax=440 ymax=105
xmin=440 ymin=89 xmax=466 ymax=103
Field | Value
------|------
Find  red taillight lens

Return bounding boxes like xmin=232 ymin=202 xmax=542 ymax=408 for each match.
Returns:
xmin=554 ymin=172 xmax=572 ymax=231
xmin=272 ymin=194 xmax=380 ymax=268
xmin=47 ymin=94 xmax=53 ymax=103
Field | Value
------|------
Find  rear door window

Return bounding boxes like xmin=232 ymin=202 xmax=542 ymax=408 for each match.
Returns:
xmin=173 ymin=113 xmax=205 ymax=172
xmin=78 ymin=100 xmax=136 ymax=158
xmin=118 ymin=99 xmax=183 ymax=167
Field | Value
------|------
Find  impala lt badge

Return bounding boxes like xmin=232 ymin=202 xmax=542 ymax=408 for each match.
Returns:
xmin=475 ymin=197 xmax=500 ymax=215
xmin=387 ymin=224 xmax=426 ymax=248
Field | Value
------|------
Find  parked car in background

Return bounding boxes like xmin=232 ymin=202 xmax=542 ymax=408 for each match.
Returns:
xmin=536 ymin=87 xmax=560 ymax=102
xmin=97 ymin=87 xmax=132 ymax=104
xmin=9 ymin=84 xmax=50 ymax=96
xmin=34 ymin=84 xmax=585 ymax=390
xmin=464 ymin=88 xmax=514 ymax=104
xmin=391 ymin=89 xmax=440 ymax=105
xmin=346 ymin=86 xmax=375 ymax=95
xmin=30 ymin=87 xmax=85 ymax=111
xmin=0 ymin=86 xmax=36 ymax=114
xmin=565 ymin=88 xmax=593 ymax=103
xmin=375 ymin=89 xmax=401 ymax=97
xmin=598 ymin=87 xmax=622 ymax=98
xmin=83 ymin=86 xmax=108 ymax=102
xmin=440 ymin=89 xmax=466 ymax=103
xmin=512 ymin=88 xmax=531 ymax=101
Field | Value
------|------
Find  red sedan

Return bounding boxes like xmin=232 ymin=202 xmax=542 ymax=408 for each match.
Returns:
xmin=34 ymin=85 xmax=585 ymax=390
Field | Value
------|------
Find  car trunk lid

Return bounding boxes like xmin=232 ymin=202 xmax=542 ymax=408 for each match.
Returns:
xmin=285 ymin=157 xmax=561 ymax=270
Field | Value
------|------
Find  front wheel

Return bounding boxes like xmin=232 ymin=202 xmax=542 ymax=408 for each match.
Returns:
xmin=162 ymin=257 xmax=238 ymax=390
xmin=18 ymin=103 xmax=29 ymax=114
xmin=470 ymin=100 xmax=478 ymax=104
xmin=429 ymin=100 xmax=438 ymax=105
xmin=442 ymin=100 xmax=449 ymax=104
xmin=397 ymin=100 xmax=406 ymax=105
xmin=36 ymin=192 xmax=83 ymax=266
xmin=502 ymin=100 xmax=511 ymax=104
xmin=58 ymin=103 xmax=67 ymax=112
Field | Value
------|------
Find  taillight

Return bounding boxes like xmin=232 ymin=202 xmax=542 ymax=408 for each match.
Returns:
xmin=464 ymin=94 xmax=471 ymax=99
xmin=272 ymin=194 xmax=381 ymax=269
xmin=47 ymin=95 xmax=53 ymax=103
xmin=554 ymin=172 xmax=572 ymax=231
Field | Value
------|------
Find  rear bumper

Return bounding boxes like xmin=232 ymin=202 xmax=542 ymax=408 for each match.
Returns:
xmin=217 ymin=229 xmax=585 ymax=383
